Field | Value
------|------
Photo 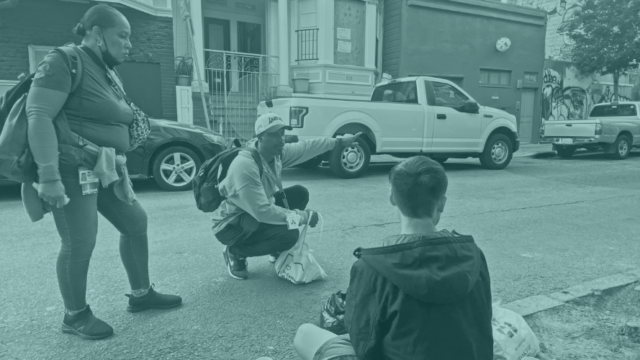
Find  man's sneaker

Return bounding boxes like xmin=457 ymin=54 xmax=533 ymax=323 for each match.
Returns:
xmin=125 ymin=284 xmax=182 ymax=313
xmin=268 ymin=253 xmax=281 ymax=263
xmin=223 ymin=246 xmax=248 ymax=280
xmin=61 ymin=305 xmax=113 ymax=340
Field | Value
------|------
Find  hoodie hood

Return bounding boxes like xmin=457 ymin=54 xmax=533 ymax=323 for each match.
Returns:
xmin=358 ymin=234 xmax=482 ymax=304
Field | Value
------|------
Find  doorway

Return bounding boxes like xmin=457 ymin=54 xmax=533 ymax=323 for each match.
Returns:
xmin=204 ymin=18 xmax=231 ymax=93
xmin=519 ymin=90 xmax=536 ymax=143
xmin=204 ymin=17 xmax=263 ymax=93
xmin=203 ymin=13 xmax=271 ymax=141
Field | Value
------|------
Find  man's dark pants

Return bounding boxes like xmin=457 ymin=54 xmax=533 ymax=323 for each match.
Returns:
xmin=215 ymin=185 xmax=309 ymax=259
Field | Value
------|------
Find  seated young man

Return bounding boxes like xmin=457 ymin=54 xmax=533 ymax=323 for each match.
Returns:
xmin=293 ymin=156 xmax=493 ymax=360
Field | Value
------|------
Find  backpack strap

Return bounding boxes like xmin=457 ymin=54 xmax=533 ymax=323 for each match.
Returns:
xmin=247 ymin=147 xmax=264 ymax=178
xmin=227 ymin=138 xmax=263 ymax=178
xmin=55 ymin=45 xmax=83 ymax=94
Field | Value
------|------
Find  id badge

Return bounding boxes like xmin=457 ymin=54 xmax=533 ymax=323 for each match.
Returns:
xmin=79 ymin=167 xmax=99 ymax=195
xmin=286 ymin=212 xmax=301 ymax=230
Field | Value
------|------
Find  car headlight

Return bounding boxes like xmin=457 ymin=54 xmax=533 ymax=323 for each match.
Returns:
xmin=202 ymin=133 xmax=226 ymax=146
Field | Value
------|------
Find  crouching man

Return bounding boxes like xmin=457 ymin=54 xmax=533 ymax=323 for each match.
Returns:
xmin=293 ymin=156 xmax=494 ymax=359
xmin=213 ymin=113 xmax=361 ymax=280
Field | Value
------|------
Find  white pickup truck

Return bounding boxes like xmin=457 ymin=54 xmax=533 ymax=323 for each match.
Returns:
xmin=258 ymin=76 xmax=520 ymax=178
xmin=541 ymin=101 xmax=640 ymax=159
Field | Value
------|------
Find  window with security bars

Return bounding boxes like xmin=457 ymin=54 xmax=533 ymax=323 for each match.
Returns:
xmin=479 ymin=69 xmax=512 ymax=87
xmin=296 ymin=28 xmax=319 ymax=61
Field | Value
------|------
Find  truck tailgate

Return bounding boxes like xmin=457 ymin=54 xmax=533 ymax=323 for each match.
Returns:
xmin=544 ymin=120 xmax=598 ymax=137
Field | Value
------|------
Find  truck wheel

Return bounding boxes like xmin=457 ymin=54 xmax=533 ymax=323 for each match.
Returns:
xmin=610 ymin=135 xmax=631 ymax=160
xmin=295 ymin=157 xmax=323 ymax=169
xmin=556 ymin=147 xmax=576 ymax=158
xmin=152 ymin=146 xmax=202 ymax=191
xmin=329 ymin=139 xmax=371 ymax=179
xmin=480 ymin=134 xmax=513 ymax=170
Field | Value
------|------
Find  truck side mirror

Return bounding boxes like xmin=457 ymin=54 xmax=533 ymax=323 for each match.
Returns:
xmin=464 ymin=100 xmax=480 ymax=114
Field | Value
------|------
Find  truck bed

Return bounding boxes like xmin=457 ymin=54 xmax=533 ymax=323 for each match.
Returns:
xmin=543 ymin=120 xmax=598 ymax=138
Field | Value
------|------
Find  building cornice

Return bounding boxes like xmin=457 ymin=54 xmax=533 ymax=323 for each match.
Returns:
xmin=407 ymin=0 xmax=547 ymax=26
xmin=96 ymin=0 xmax=172 ymax=17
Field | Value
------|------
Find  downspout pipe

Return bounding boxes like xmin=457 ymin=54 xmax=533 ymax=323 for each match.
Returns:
xmin=0 ymin=0 xmax=20 ymax=11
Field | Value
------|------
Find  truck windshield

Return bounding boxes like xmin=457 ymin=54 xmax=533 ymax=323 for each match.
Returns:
xmin=371 ymin=81 xmax=418 ymax=104
xmin=590 ymin=104 xmax=637 ymax=117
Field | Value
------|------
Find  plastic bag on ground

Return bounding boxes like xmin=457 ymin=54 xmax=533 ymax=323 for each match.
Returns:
xmin=492 ymin=302 xmax=540 ymax=360
xmin=274 ymin=212 xmax=327 ymax=284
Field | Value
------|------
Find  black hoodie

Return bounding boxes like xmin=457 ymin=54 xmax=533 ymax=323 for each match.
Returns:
xmin=344 ymin=232 xmax=493 ymax=360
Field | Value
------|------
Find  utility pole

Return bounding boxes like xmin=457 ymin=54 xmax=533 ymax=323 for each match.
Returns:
xmin=179 ymin=0 xmax=211 ymax=130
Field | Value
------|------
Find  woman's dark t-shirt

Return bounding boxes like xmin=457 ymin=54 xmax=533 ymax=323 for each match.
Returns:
xmin=31 ymin=47 xmax=133 ymax=153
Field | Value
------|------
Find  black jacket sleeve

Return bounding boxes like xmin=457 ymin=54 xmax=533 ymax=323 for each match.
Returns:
xmin=345 ymin=261 xmax=386 ymax=360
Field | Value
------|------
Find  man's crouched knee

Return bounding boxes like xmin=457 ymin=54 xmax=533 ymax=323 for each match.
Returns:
xmin=283 ymin=227 xmax=299 ymax=249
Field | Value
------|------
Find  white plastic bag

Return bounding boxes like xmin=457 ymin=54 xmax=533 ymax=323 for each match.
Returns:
xmin=492 ymin=302 xmax=540 ymax=360
xmin=274 ymin=212 xmax=327 ymax=284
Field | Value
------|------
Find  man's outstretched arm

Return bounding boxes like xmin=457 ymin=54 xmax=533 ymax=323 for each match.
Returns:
xmin=281 ymin=133 xmax=362 ymax=168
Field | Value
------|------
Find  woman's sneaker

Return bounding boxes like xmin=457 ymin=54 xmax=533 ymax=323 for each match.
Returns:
xmin=61 ymin=305 xmax=113 ymax=340
xmin=223 ymin=246 xmax=248 ymax=279
xmin=125 ymin=284 xmax=182 ymax=313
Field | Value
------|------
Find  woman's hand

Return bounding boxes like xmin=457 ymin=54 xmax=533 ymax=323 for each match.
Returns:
xmin=38 ymin=180 xmax=69 ymax=208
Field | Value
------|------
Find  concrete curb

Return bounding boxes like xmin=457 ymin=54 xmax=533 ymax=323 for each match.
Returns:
xmin=515 ymin=151 xmax=557 ymax=158
xmin=502 ymin=268 xmax=640 ymax=318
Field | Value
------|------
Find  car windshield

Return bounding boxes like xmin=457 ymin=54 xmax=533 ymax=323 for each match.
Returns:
xmin=371 ymin=81 xmax=418 ymax=104
xmin=589 ymin=104 xmax=638 ymax=117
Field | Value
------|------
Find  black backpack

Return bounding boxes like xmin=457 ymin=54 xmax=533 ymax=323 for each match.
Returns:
xmin=0 ymin=44 xmax=83 ymax=183
xmin=0 ymin=44 xmax=82 ymax=131
xmin=193 ymin=138 xmax=264 ymax=213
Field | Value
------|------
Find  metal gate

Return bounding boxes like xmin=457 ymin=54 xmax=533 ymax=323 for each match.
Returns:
xmin=205 ymin=50 xmax=279 ymax=141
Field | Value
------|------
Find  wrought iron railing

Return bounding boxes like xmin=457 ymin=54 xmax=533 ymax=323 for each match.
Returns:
xmin=204 ymin=50 xmax=279 ymax=141
xmin=296 ymin=28 xmax=319 ymax=61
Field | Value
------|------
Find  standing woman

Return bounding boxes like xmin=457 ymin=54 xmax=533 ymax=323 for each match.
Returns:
xmin=26 ymin=4 xmax=181 ymax=340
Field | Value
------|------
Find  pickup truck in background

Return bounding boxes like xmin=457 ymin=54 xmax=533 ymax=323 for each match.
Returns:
xmin=258 ymin=76 xmax=520 ymax=178
xmin=541 ymin=102 xmax=640 ymax=159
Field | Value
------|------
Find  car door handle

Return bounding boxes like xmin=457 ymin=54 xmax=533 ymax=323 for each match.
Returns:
xmin=565 ymin=124 xmax=572 ymax=127
xmin=437 ymin=114 xmax=447 ymax=120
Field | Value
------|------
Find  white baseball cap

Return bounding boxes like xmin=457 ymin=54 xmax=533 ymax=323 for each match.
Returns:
xmin=255 ymin=113 xmax=292 ymax=137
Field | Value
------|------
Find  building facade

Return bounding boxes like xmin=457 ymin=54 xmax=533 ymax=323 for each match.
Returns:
xmin=496 ymin=0 xmax=640 ymax=138
xmin=0 ymin=0 xmax=177 ymax=120
xmin=381 ymin=0 xmax=547 ymax=143
xmin=172 ymin=0 xmax=383 ymax=139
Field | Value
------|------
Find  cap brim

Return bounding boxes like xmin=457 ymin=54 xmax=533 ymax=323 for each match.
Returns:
xmin=262 ymin=124 xmax=293 ymax=133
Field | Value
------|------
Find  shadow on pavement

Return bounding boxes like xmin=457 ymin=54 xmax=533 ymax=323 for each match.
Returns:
xmin=0 ymin=183 xmax=21 ymax=201
xmin=531 ymin=152 xmax=557 ymax=159
xmin=543 ymin=150 xmax=640 ymax=161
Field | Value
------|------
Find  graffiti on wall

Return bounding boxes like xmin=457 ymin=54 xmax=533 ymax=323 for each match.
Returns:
xmin=542 ymin=65 xmax=632 ymax=122
xmin=499 ymin=0 xmax=638 ymax=129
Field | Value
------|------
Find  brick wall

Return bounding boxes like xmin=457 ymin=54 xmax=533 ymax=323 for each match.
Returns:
xmin=0 ymin=0 xmax=176 ymax=120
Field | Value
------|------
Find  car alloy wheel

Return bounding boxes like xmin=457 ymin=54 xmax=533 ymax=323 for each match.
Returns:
xmin=152 ymin=146 xmax=202 ymax=191
xmin=159 ymin=152 xmax=197 ymax=187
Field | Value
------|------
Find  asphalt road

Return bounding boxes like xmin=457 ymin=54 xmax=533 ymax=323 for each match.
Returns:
xmin=1 ymin=150 xmax=640 ymax=360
